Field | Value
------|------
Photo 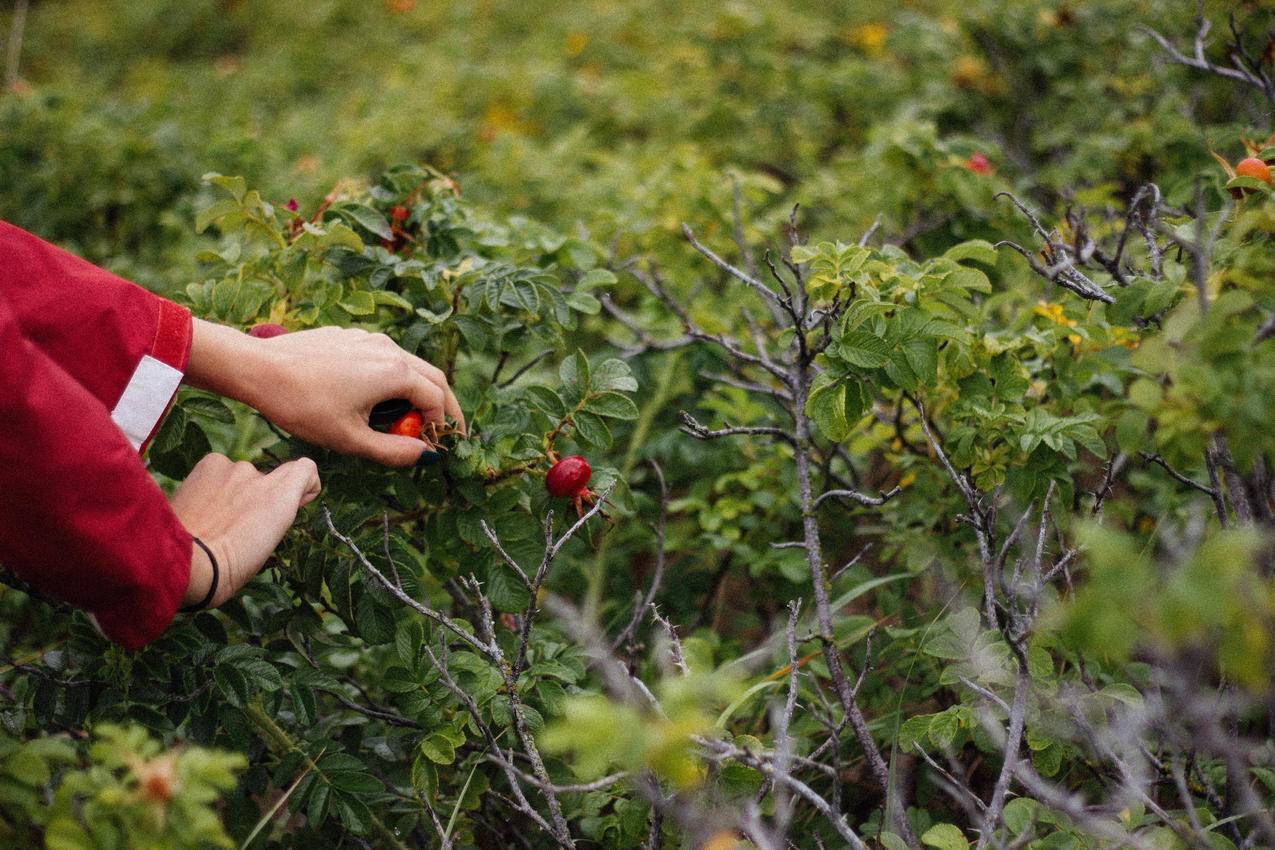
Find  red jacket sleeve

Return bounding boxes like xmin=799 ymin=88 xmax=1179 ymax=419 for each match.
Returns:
xmin=0 ymin=222 xmax=195 ymax=649
xmin=0 ymin=221 xmax=192 ymax=453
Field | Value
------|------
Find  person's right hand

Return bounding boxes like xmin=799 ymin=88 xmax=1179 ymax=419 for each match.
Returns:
xmin=169 ymin=453 xmax=322 ymax=608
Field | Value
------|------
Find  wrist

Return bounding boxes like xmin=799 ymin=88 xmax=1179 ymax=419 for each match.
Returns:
xmin=185 ymin=319 xmax=276 ymax=410
xmin=182 ymin=536 xmax=216 ymax=608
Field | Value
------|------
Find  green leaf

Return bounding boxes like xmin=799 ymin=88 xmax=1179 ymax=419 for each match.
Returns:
xmin=1225 ymin=175 xmax=1270 ymax=193
xmin=948 ymin=266 xmax=993 ymax=293
xmin=336 ymin=203 xmax=393 ymax=239
xmin=839 ymin=331 xmax=892 ymax=368
xmin=922 ymin=823 xmax=970 ymax=850
xmin=183 ymin=396 xmax=235 ymax=424
xmin=943 ymin=239 xmax=999 ymax=265
xmin=525 ymin=385 xmax=567 ymax=418
xmin=579 ymin=268 xmax=617 ymax=289
xmin=586 ymin=392 xmax=639 ymax=420
xmin=5 ymin=748 xmax=49 ymax=786
xmin=805 ymin=379 xmax=850 ymax=442
xmin=341 ymin=290 xmax=377 ymax=316
xmin=372 ymin=289 xmax=414 ymax=310
xmin=416 ymin=304 xmax=455 ymax=324
xmin=592 ymin=359 xmax=638 ymax=392
xmin=195 ymin=198 xmax=240 ymax=233
xmin=560 ymin=349 xmax=592 ymax=399
xmin=567 ymin=291 xmax=602 ymax=314
xmin=420 ymin=734 xmax=457 ymax=765
xmin=1002 ymin=797 xmax=1038 ymax=834
xmin=203 ymin=172 xmax=247 ymax=202
xmin=572 ymin=411 xmax=612 ymax=448
xmin=213 ymin=665 xmax=250 ymax=708
xmin=928 ymin=710 xmax=959 ymax=749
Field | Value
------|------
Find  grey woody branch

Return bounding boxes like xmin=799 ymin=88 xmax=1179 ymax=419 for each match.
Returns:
xmin=1142 ymin=2 xmax=1275 ymax=105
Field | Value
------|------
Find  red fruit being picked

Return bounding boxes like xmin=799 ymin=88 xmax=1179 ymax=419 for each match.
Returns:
xmin=247 ymin=323 xmax=289 ymax=339
xmin=1236 ymin=156 xmax=1273 ymax=185
xmin=389 ymin=410 xmax=424 ymax=439
xmin=546 ymin=455 xmax=591 ymax=498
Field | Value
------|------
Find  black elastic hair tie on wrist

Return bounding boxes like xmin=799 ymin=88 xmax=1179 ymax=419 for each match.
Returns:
xmin=179 ymin=536 xmax=219 ymax=613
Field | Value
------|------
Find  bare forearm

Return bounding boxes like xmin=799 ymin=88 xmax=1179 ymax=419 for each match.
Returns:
xmin=184 ymin=318 xmax=276 ymax=408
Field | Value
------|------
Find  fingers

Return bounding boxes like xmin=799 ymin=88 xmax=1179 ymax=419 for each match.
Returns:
xmin=405 ymin=356 xmax=465 ymax=433
xmin=267 ymin=457 xmax=322 ymax=507
xmin=396 ymin=367 xmax=448 ymax=426
xmin=350 ymin=429 xmax=436 ymax=468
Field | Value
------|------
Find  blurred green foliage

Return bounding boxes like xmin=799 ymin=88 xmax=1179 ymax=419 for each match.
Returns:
xmin=5 ymin=0 xmax=1275 ymax=848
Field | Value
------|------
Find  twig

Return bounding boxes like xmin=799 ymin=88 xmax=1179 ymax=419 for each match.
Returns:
xmin=813 ymin=486 xmax=901 ymax=509
xmin=678 ymin=410 xmax=797 ymax=446
xmin=613 ymin=461 xmax=671 ymax=651
xmin=323 ymin=508 xmax=499 ymax=661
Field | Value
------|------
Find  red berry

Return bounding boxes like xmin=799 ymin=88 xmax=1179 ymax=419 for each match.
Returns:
xmin=247 ymin=323 xmax=289 ymax=339
xmin=285 ymin=197 xmax=299 ymax=212
xmin=136 ymin=755 xmax=178 ymax=803
xmin=389 ymin=410 xmax=424 ymax=439
xmin=965 ymin=152 xmax=992 ymax=175
xmin=1236 ymin=157 xmax=1272 ymax=185
xmin=390 ymin=205 xmax=410 ymax=222
xmin=546 ymin=455 xmax=591 ymax=498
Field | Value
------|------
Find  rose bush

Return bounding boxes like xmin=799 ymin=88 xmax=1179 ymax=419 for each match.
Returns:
xmin=5 ymin=1 xmax=1275 ymax=849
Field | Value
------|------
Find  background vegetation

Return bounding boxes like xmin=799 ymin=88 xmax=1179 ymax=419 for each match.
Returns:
xmin=3 ymin=1 xmax=1275 ymax=848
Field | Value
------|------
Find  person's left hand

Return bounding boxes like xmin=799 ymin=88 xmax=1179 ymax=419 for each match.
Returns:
xmin=186 ymin=321 xmax=464 ymax=467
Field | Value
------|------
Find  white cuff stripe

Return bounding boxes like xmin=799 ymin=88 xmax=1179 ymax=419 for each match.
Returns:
xmin=110 ymin=354 xmax=184 ymax=451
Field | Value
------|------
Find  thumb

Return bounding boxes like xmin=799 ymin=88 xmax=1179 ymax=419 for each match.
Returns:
xmin=267 ymin=457 xmax=323 ymax=506
xmin=351 ymin=429 xmax=436 ymax=468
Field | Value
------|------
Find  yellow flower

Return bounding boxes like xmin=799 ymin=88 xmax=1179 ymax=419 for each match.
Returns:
xmin=564 ymin=31 xmax=590 ymax=57
xmin=849 ymin=23 xmax=888 ymax=57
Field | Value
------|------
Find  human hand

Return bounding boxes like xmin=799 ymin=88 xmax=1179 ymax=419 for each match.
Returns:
xmin=169 ymin=453 xmax=322 ymax=608
xmin=186 ymin=321 xmax=464 ymax=467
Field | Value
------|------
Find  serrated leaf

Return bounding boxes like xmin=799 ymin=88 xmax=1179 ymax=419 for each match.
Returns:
xmin=419 ymin=734 xmax=457 ymax=765
xmin=922 ymin=823 xmax=970 ymax=850
xmin=805 ymin=379 xmax=850 ymax=442
xmin=1226 ymin=175 xmax=1270 ymax=193
xmin=525 ymin=385 xmax=567 ymax=418
xmin=579 ymin=268 xmax=617 ymax=289
xmin=195 ymin=198 xmax=240 ymax=233
xmin=203 ymin=173 xmax=247 ymax=202
xmin=341 ymin=290 xmax=377 ymax=316
xmin=586 ymin=391 xmax=639 ymax=420
xmin=839 ymin=331 xmax=892 ymax=368
xmin=337 ymin=203 xmax=393 ymax=240
xmin=943 ymin=239 xmax=999 ymax=265
xmin=567 ymin=291 xmax=601 ymax=314
xmin=928 ymin=710 xmax=959 ymax=749
xmin=1002 ymin=798 xmax=1038 ymax=834
xmin=183 ymin=396 xmax=235 ymax=424
xmin=559 ymin=349 xmax=591 ymax=398
xmin=572 ymin=410 xmax=612 ymax=447
xmin=948 ymin=266 xmax=993 ymax=293
xmin=592 ymin=359 xmax=638 ymax=392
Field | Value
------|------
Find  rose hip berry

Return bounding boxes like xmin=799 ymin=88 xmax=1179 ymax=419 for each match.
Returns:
xmin=1236 ymin=157 xmax=1273 ymax=185
xmin=389 ymin=410 xmax=424 ymax=439
xmin=965 ymin=152 xmax=992 ymax=175
xmin=247 ymin=322 xmax=289 ymax=339
xmin=546 ymin=455 xmax=591 ymax=497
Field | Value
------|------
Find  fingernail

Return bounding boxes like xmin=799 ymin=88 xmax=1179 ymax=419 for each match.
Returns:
xmin=417 ymin=449 xmax=442 ymax=467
